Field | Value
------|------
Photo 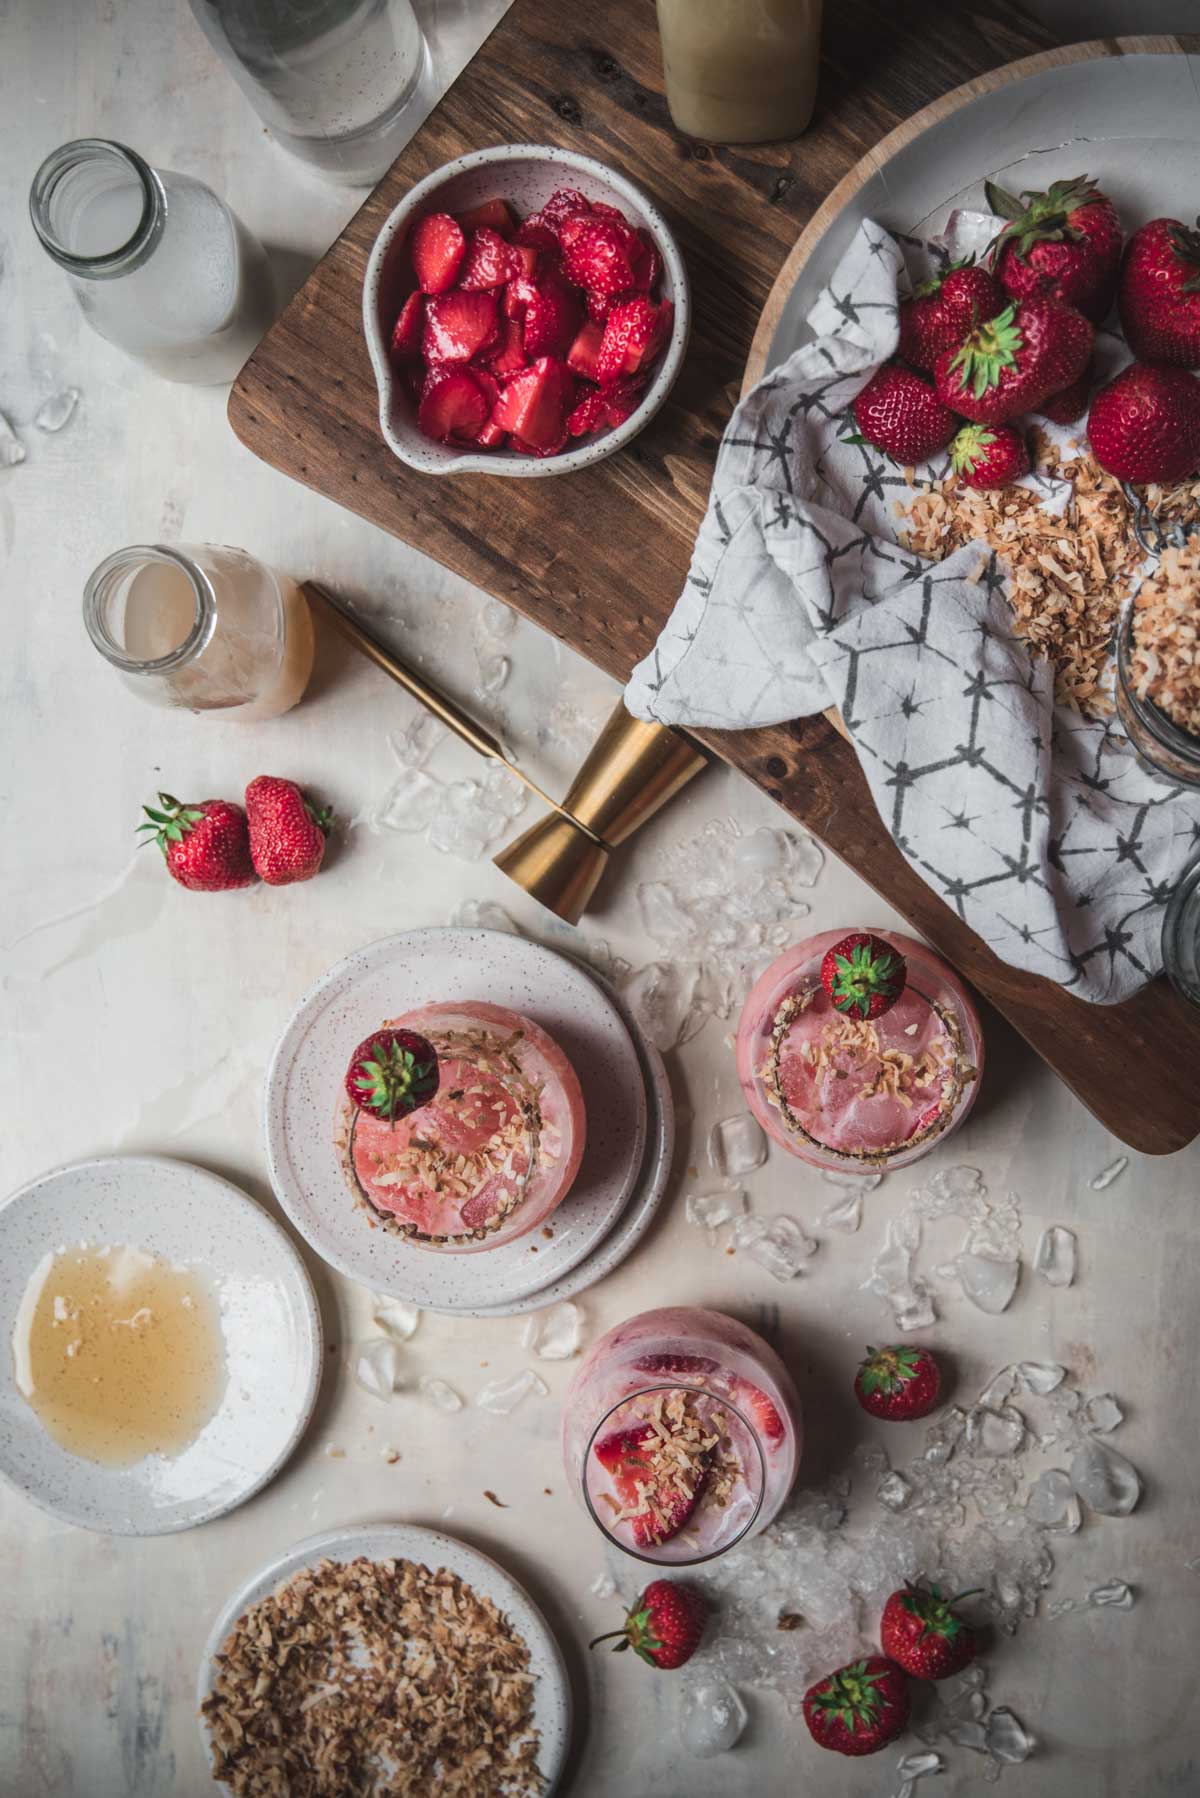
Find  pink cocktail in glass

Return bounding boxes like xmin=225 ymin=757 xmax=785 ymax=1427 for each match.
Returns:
xmin=563 ymin=1306 xmax=801 ymax=1565
xmin=334 ymin=1000 xmax=585 ymax=1251
xmin=736 ymin=929 xmax=982 ymax=1172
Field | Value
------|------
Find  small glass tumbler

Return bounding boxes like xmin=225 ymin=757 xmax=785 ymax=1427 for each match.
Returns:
xmin=30 ymin=139 xmax=274 ymax=384
xmin=84 ymin=544 xmax=314 ymax=719
xmin=187 ymin=0 xmax=430 ymax=187
xmin=1115 ymin=595 xmax=1200 ymax=788
xmin=1162 ymin=853 xmax=1200 ymax=1007
xmin=655 ymin=0 xmax=824 ymax=144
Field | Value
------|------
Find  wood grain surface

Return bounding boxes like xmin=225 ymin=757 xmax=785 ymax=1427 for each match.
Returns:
xmin=228 ymin=0 xmax=1200 ymax=1154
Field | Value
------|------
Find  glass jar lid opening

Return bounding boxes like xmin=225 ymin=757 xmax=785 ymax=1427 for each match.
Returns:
xmin=30 ymin=139 xmax=164 ymax=277
xmin=83 ymin=546 xmax=215 ymax=673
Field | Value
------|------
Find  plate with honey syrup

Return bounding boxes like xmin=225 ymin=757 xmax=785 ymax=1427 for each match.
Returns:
xmin=0 ymin=1154 xmax=322 ymax=1535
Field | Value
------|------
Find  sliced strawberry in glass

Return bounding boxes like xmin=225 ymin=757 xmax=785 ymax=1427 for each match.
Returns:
xmin=594 ymin=1422 xmax=711 ymax=1547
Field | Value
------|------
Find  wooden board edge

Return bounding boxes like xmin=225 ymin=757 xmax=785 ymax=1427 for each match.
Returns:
xmin=742 ymin=34 xmax=1188 ymax=391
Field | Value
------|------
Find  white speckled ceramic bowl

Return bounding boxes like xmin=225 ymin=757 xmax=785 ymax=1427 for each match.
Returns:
xmin=363 ymin=143 xmax=691 ymax=476
xmin=199 ymin=1524 xmax=572 ymax=1795
xmin=263 ymin=929 xmax=657 ymax=1312
xmin=0 ymin=1156 xmax=322 ymax=1536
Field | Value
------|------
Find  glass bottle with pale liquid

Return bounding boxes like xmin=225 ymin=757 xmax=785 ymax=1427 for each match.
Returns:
xmin=30 ymin=139 xmax=274 ymax=384
xmin=84 ymin=544 xmax=314 ymax=719
xmin=655 ymin=0 xmax=824 ymax=144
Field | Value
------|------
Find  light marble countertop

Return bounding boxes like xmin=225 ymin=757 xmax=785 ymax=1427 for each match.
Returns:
xmin=2 ymin=5 xmax=1198 ymax=1795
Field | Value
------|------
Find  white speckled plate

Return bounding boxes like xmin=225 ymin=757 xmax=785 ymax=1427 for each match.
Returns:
xmin=198 ymin=1522 xmax=571 ymax=1796
xmin=264 ymin=929 xmax=652 ymax=1311
xmin=468 ymin=966 xmax=675 ymax=1317
xmin=0 ymin=1156 xmax=322 ymax=1536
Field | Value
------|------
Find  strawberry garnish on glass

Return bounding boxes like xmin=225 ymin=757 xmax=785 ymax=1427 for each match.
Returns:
xmin=820 ymin=933 xmax=907 ymax=1021
xmin=344 ymin=1028 xmax=439 ymax=1126
xmin=589 ymin=1579 xmax=707 ymax=1670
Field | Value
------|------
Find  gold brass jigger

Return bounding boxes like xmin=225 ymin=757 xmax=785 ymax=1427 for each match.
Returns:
xmin=302 ymin=582 xmax=708 ymax=924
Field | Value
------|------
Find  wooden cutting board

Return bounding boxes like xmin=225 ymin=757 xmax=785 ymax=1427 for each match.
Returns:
xmin=228 ymin=0 xmax=1200 ymax=1155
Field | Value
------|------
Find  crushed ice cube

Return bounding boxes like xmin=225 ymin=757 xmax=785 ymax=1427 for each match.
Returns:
xmin=478 ymin=597 xmax=516 ymax=643
xmin=891 ymin=1281 xmax=937 ymax=1331
xmin=709 ymin=1113 xmax=768 ymax=1177
xmin=1089 ymin=1155 xmax=1127 ymax=1191
xmin=1082 ymin=1393 xmax=1123 ymax=1434
xmin=821 ymin=1168 xmax=882 ymax=1192
xmin=450 ymin=899 xmax=520 ymax=934
xmin=877 ymin=1471 xmax=914 ymax=1512
xmin=1089 ymin=1580 xmax=1134 ymax=1609
xmin=924 ymin=1407 xmax=966 ymax=1465
xmin=521 ymin=1301 xmax=583 ymax=1360
xmin=956 ymin=1252 xmax=1019 ymax=1315
xmin=428 ymin=763 xmax=527 ymax=859
xmin=929 ymin=1165 xmax=986 ymax=1203
xmin=0 ymin=410 xmax=26 ymax=467
xmin=34 ymin=387 xmax=79 ymax=432
xmin=680 ymin=1680 xmax=748 ymax=1758
xmin=978 ymin=1367 xmax=1017 ymax=1409
xmin=865 ymin=1211 xmax=921 ymax=1297
xmin=353 ymin=1338 xmax=402 ymax=1399
xmin=1034 ymin=1226 xmax=1076 ymax=1287
xmin=1026 ymin=1469 xmax=1081 ymax=1533
xmin=732 ymin=1212 xmax=817 ymax=1279
xmin=819 ymin=1192 xmax=863 ymax=1233
xmin=985 ymin=1707 xmax=1034 ymax=1764
xmin=1047 ymin=1597 xmax=1078 ymax=1618
xmin=686 ymin=1188 xmax=747 ymax=1243
xmin=418 ymin=1375 xmax=463 ymax=1412
xmin=590 ymin=1570 xmax=617 ymax=1599
xmin=1070 ymin=1438 xmax=1141 ymax=1515
xmin=622 ymin=961 xmax=701 ymax=1051
xmin=897 ymin=1751 xmax=944 ymax=1781
xmin=968 ymin=1405 xmax=1025 ymax=1457
xmin=373 ymin=1297 xmax=420 ymax=1341
xmin=475 ymin=1369 xmax=548 ymax=1413
xmin=1016 ymin=1361 xmax=1065 ymax=1395
xmin=476 ymin=652 xmax=510 ymax=696
xmin=944 ymin=1719 xmax=989 ymax=1751
xmin=370 ymin=765 xmax=444 ymax=835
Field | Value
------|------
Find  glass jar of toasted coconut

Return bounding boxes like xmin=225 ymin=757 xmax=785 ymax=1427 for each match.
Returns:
xmin=1162 ymin=853 xmax=1200 ymax=1008
xmin=1116 ymin=542 xmax=1200 ymax=788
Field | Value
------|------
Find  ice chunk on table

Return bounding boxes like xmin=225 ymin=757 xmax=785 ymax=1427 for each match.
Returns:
xmin=819 ymin=1191 xmax=864 ymax=1233
xmin=1082 ymin=1392 xmax=1123 ymax=1434
xmin=1026 ymin=1469 xmax=1082 ymax=1534
xmin=1089 ymin=1155 xmax=1127 ymax=1191
xmin=985 ymin=1707 xmax=1034 ymax=1764
xmin=34 ymin=387 xmax=80 ymax=432
xmin=419 ymin=1375 xmax=463 ymax=1412
xmin=1070 ymin=1438 xmax=1141 ymax=1515
xmin=1016 ymin=1361 xmax=1065 ymax=1395
xmin=1089 ymin=1580 xmax=1134 ymax=1608
xmin=709 ymin=1112 xmax=768 ymax=1177
xmin=373 ymin=1296 xmax=420 ymax=1341
xmin=732 ymin=1212 xmax=816 ymax=1279
xmin=680 ymin=1681 xmax=748 ymax=1758
xmin=522 ymin=1301 xmax=583 ymax=1360
xmin=1034 ymin=1225 xmax=1076 ymax=1287
xmin=686 ymin=1188 xmax=746 ymax=1243
xmin=0 ymin=410 xmax=26 ymax=467
xmin=956 ymin=1252 xmax=1019 ymax=1314
xmin=475 ymin=1369 xmax=548 ymax=1413
xmin=354 ymin=1338 xmax=402 ymax=1399
xmin=877 ymin=1471 xmax=914 ymax=1512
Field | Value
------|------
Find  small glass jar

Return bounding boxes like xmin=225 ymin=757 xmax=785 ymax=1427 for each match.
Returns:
xmin=30 ymin=139 xmax=274 ymax=384
xmin=83 ymin=543 xmax=314 ymax=719
xmin=1115 ymin=595 xmax=1200 ymax=787
xmin=187 ymin=0 xmax=429 ymax=187
xmin=1162 ymin=853 xmax=1200 ymax=1007
xmin=655 ymin=0 xmax=824 ymax=144
xmin=562 ymin=1306 xmax=801 ymax=1566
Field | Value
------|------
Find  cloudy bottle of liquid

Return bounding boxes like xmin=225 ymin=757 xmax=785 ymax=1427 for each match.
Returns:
xmin=30 ymin=139 xmax=275 ymax=384
xmin=655 ymin=0 xmax=824 ymax=144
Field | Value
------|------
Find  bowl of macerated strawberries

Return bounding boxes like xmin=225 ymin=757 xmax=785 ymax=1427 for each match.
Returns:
xmin=363 ymin=144 xmax=689 ymax=475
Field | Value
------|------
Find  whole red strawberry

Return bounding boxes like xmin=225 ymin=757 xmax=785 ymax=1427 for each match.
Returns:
xmin=852 ymin=363 xmax=959 ymax=464
xmin=987 ymin=175 xmax=1123 ymax=323
xmin=934 ymin=298 xmax=1093 ymax=424
xmin=820 ymin=933 xmax=907 ymax=1020
xmin=589 ymin=1580 xmax=707 ymax=1670
xmin=854 ymin=1344 xmax=941 ymax=1421
xmin=802 ymin=1656 xmax=911 ymax=1755
xmin=1036 ymin=365 xmax=1093 ymax=424
xmin=1087 ymin=363 xmax=1200 ymax=484
xmin=898 ymin=260 xmax=1006 ymax=374
xmin=881 ymin=1581 xmax=980 ymax=1680
xmin=950 ymin=422 xmax=1030 ymax=490
xmin=344 ymin=1027 xmax=439 ymax=1123
xmin=1119 ymin=217 xmax=1200 ymax=367
xmin=245 ymin=776 xmax=333 ymax=886
xmin=137 ymin=792 xmax=255 ymax=893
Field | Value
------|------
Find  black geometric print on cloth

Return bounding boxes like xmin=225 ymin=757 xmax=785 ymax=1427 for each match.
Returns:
xmin=625 ymin=218 xmax=1200 ymax=1002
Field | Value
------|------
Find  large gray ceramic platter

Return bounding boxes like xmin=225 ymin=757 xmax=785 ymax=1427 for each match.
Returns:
xmin=198 ymin=1523 xmax=571 ymax=1795
xmin=751 ymin=43 xmax=1200 ymax=382
xmin=264 ymin=928 xmax=655 ymax=1311
xmin=0 ymin=1156 xmax=321 ymax=1536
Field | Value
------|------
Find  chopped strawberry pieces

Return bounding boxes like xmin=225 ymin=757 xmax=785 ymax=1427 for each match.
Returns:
xmin=458 ymin=227 xmax=516 ymax=291
xmin=595 ymin=297 xmax=673 ymax=385
xmin=394 ymin=188 xmax=671 ymax=456
xmin=453 ymin=197 xmax=515 ymax=237
xmin=490 ymin=356 xmax=572 ymax=451
xmin=422 ymin=290 xmax=499 ymax=363
xmin=417 ymin=368 xmax=491 ymax=443
xmin=389 ymin=291 xmax=424 ymax=361
xmin=567 ymin=318 xmax=606 ymax=381
xmin=410 ymin=211 xmax=465 ymax=294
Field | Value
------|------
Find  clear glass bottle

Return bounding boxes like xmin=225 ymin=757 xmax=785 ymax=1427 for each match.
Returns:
xmin=186 ymin=0 xmax=429 ymax=187
xmin=655 ymin=0 xmax=824 ymax=144
xmin=30 ymin=140 xmax=275 ymax=384
xmin=1115 ymin=595 xmax=1200 ymax=787
xmin=83 ymin=544 xmax=314 ymax=719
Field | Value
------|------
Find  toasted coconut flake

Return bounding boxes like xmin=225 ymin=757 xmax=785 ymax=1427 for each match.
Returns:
xmin=1130 ymin=536 xmax=1200 ymax=737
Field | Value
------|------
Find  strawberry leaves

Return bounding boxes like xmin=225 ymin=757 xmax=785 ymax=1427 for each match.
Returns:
xmin=350 ymin=1033 xmax=439 ymax=1123
xmin=947 ymin=304 xmax=1023 ymax=398
xmin=857 ymin=1345 xmax=922 ymax=1398
xmin=985 ymin=175 xmax=1101 ymax=256
xmin=810 ymin=1660 xmax=889 ymax=1733
xmin=829 ymin=942 xmax=903 ymax=1018
xmin=137 ymin=792 xmax=205 ymax=856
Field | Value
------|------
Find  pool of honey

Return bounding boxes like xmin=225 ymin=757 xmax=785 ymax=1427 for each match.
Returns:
xmin=12 ymin=1244 xmax=226 ymax=1467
